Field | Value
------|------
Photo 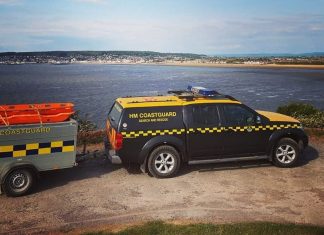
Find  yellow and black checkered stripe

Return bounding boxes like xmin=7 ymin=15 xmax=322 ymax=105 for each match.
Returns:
xmin=0 ymin=140 xmax=75 ymax=158
xmin=121 ymin=129 xmax=186 ymax=138
xmin=197 ymin=123 xmax=302 ymax=133
xmin=121 ymin=123 xmax=301 ymax=139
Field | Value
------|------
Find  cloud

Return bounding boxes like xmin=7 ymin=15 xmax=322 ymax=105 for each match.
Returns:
xmin=309 ymin=24 xmax=324 ymax=31
xmin=0 ymin=36 xmax=53 ymax=52
xmin=73 ymin=0 xmax=105 ymax=3
xmin=0 ymin=0 xmax=21 ymax=5
xmin=0 ymin=13 xmax=324 ymax=53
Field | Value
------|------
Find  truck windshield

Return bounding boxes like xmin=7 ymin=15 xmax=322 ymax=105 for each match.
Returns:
xmin=108 ymin=102 xmax=123 ymax=129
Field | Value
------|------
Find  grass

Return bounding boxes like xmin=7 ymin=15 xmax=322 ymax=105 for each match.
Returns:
xmin=84 ymin=221 xmax=324 ymax=235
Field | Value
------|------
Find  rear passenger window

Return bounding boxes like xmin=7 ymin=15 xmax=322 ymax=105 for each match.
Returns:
xmin=108 ymin=102 xmax=123 ymax=128
xmin=192 ymin=105 xmax=220 ymax=126
xmin=223 ymin=105 xmax=255 ymax=126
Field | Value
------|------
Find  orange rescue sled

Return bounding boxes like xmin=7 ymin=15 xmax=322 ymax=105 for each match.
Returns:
xmin=0 ymin=103 xmax=74 ymax=126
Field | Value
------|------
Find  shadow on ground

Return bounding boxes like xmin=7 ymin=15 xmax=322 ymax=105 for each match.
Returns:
xmin=35 ymin=152 xmax=121 ymax=194
xmin=180 ymin=145 xmax=319 ymax=176
xmin=32 ymin=146 xmax=319 ymax=194
xmin=118 ymin=145 xmax=320 ymax=178
xmin=179 ymin=146 xmax=319 ymax=176
xmin=297 ymin=145 xmax=319 ymax=166
xmin=178 ymin=159 xmax=273 ymax=177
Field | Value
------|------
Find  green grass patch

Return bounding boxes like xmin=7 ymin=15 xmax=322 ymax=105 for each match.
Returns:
xmin=277 ymin=103 xmax=324 ymax=128
xmin=84 ymin=221 xmax=324 ymax=235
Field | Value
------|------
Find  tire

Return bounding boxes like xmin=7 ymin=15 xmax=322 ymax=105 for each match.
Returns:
xmin=148 ymin=145 xmax=181 ymax=178
xmin=3 ymin=169 xmax=34 ymax=197
xmin=273 ymin=138 xmax=300 ymax=167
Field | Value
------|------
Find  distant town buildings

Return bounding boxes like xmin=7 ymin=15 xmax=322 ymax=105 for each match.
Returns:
xmin=0 ymin=51 xmax=323 ymax=65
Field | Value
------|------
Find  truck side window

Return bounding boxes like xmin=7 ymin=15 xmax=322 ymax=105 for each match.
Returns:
xmin=108 ymin=102 xmax=123 ymax=129
xmin=192 ymin=105 xmax=220 ymax=126
xmin=223 ymin=104 xmax=255 ymax=126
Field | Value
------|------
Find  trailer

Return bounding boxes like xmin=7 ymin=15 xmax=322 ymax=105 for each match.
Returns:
xmin=0 ymin=119 xmax=77 ymax=196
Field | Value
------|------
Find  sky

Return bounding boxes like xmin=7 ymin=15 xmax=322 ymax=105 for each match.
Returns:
xmin=0 ymin=0 xmax=324 ymax=54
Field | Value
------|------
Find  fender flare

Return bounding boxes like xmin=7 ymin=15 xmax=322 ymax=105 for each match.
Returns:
xmin=138 ymin=135 xmax=186 ymax=166
xmin=267 ymin=129 xmax=306 ymax=158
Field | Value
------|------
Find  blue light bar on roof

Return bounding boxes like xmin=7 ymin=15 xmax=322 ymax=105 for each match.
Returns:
xmin=187 ymin=85 xmax=218 ymax=96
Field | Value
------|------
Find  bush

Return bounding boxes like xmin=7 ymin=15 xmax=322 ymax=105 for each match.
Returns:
xmin=77 ymin=130 xmax=105 ymax=146
xmin=71 ymin=111 xmax=100 ymax=153
xmin=71 ymin=111 xmax=97 ymax=132
xmin=296 ymin=112 xmax=324 ymax=129
xmin=277 ymin=103 xmax=324 ymax=128
xmin=277 ymin=103 xmax=319 ymax=116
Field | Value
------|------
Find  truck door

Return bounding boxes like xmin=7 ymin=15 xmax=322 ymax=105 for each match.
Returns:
xmin=220 ymin=104 xmax=268 ymax=156
xmin=184 ymin=104 xmax=224 ymax=159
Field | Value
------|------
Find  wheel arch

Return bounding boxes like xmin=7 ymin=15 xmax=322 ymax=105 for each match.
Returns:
xmin=1 ymin=162 xmax=39 ymax=185
xmin=267 ymin=129 xmax=305 ymax=159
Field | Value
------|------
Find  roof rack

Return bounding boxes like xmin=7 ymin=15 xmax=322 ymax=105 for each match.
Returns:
xmin=167 ymin=91 xmax=196 ymax=101
xmin=168 ymin=86 xmax=238 ymax=101
xmin=127 ymin=99 xmax=176 ymax=104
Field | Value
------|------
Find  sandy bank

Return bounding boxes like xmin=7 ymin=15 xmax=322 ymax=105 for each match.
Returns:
xmin=155 ymin=62 xmax=324 ymax=70
xmin=75 ymin=61 xmax=324 ymax=69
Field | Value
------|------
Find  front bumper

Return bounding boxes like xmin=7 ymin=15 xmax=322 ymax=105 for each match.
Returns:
xmin=104 ymin=136 xmax=122 ymax=164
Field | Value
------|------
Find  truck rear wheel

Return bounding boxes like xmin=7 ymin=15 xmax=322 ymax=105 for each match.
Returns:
xmin=3 ymin=169 xmax=34 ymax=197
xmin=148 ymin=145 xmax=180 ymax=178
xmin=273 ymin=138 xmax=300 ymax=167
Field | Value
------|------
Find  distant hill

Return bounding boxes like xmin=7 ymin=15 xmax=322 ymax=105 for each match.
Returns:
xmin=1 ymin=50 xmax=323 ymax=65
xmin=213 ymin=52 xmax=324 ymax=58
xmin=1 ymin=50 xmax=324 ymax=58
xmin=300 ymin=52 xmax=324 ymax=57
xmin=0 ymin=50 xmax=206 ymax=59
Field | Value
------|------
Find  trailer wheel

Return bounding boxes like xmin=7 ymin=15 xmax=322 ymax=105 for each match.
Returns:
xmin=3 ymin=169 xmax=34 ymax=197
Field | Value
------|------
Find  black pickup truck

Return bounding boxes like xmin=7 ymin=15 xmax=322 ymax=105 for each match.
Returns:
xmin=105 ymin=86 xmax=308 ymax=178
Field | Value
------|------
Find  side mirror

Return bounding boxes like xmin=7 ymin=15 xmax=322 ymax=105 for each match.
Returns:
xmin=247 ymin=117 xmax=254 ymax=124
xmin=256 ymin=116 xmax=261 ymax=124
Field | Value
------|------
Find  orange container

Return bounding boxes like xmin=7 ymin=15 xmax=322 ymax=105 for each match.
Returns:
xmin=0 ymin=103 xmax=74 ymax=125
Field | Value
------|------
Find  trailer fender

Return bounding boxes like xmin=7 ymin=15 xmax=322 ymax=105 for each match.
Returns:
xmin=0 ymin=161 xmax=39 ymax=185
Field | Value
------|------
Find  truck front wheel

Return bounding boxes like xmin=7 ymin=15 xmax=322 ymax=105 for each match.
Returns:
xmin=273 ymin=138 xmax=300 ymax=167
xmin=148 ymin=145 xmax=181 ymax=178
xmin=3 ymin=169 xmax=34 ymax=197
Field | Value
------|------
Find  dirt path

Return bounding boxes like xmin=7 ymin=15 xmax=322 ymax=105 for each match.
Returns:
xmin=1 ymin=138 xmax=324 ymax=234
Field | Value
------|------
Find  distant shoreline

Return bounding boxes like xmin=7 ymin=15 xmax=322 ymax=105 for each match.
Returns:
xmin=2 ymin=61 xmax=324 ymax=69
xmin=159 ymin=62 xmax=324 ymax=69
xmin=77 ymin=61 xmax=324 ymax=69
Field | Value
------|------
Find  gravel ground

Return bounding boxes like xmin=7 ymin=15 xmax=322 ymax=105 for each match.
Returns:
xmin=0 ymin=138 xmax=323 ymax=234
